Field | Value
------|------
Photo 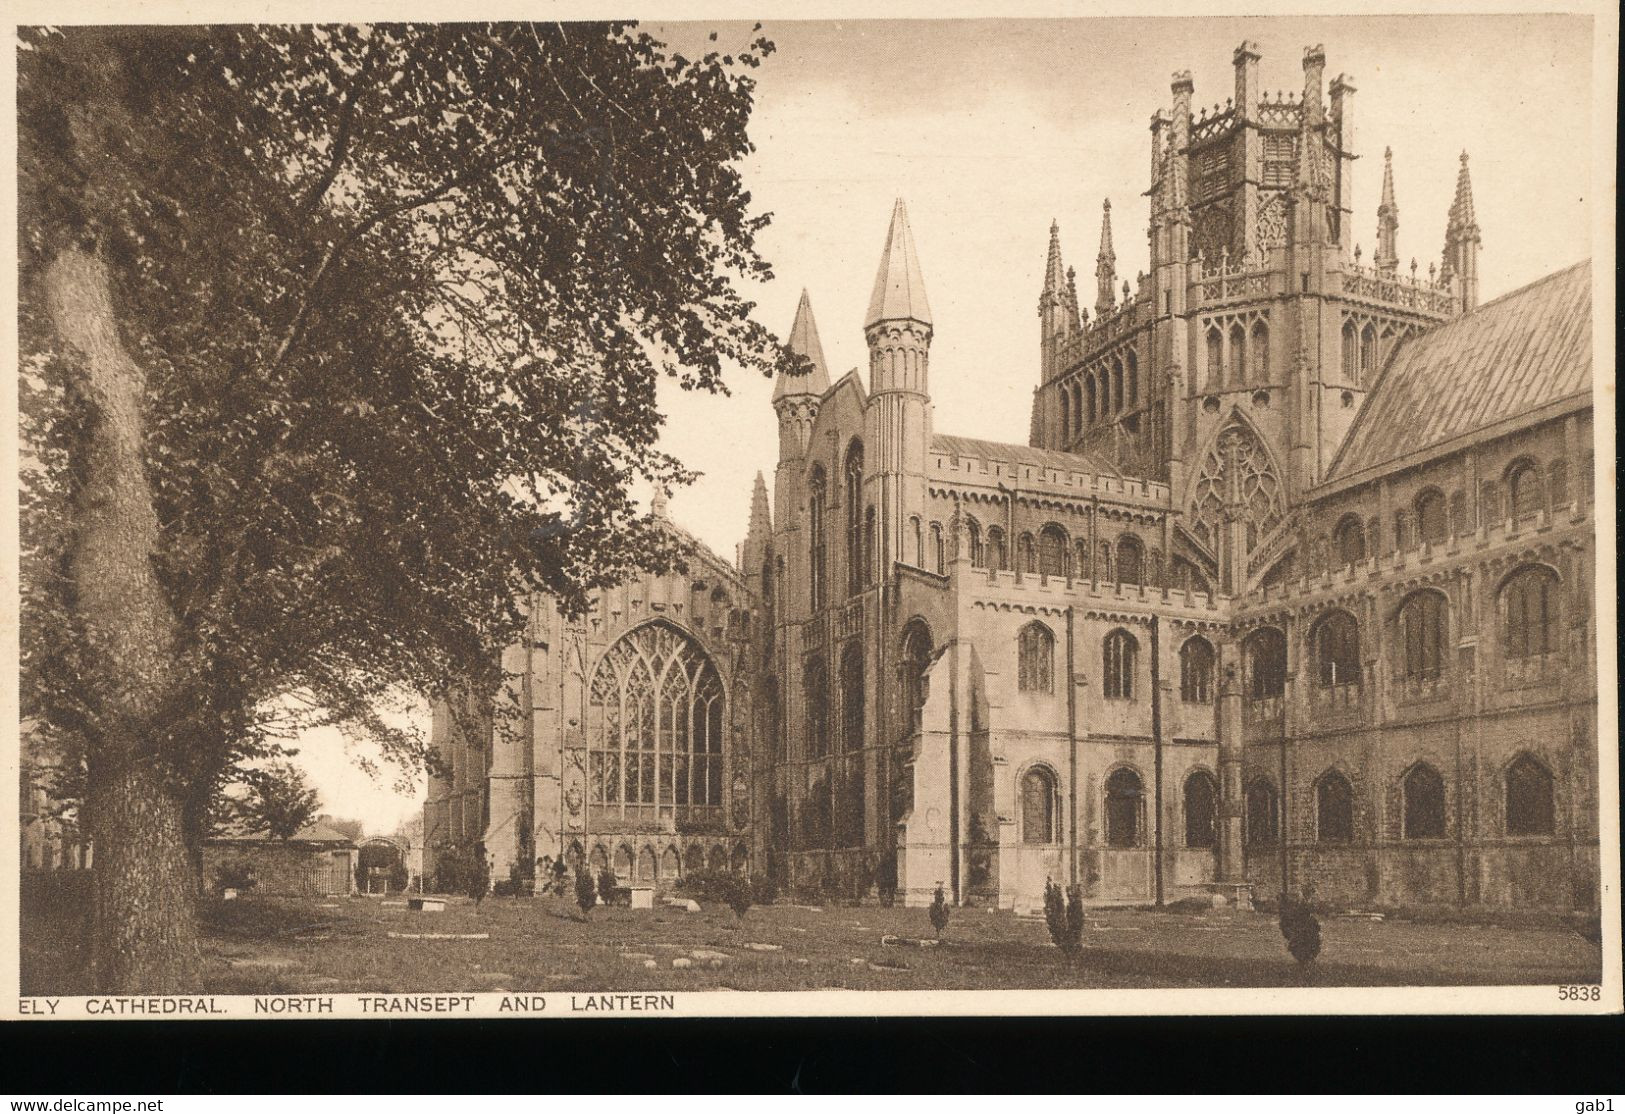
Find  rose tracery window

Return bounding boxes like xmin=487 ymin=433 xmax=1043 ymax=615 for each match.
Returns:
xmin=589 ymin=622 xmax=725 ymax=820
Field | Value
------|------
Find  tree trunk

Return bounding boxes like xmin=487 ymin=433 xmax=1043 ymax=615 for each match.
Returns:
xmin=88 ymin=760 xmax=202 ymax=993
xmin=43 ymin=245 xmax=200 ymax=993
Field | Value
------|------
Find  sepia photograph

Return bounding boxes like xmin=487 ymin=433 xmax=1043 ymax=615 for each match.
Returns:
xmin=7 ymin=6 xmax=1618 ymax=1019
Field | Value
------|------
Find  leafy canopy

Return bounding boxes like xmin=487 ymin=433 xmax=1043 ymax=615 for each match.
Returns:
xmin=20 ymin=23 xmax=789 ymax=792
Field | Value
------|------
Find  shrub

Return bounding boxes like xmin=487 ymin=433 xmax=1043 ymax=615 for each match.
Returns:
xmin=388 ymin=861 xmax=409 ymax=892
xmin=928 ymin=883 xmax=950 ymax=939
xmin=724 ymin=874 xmax=753 ymax=920
xmin=491 ymin=879 xmax=518 ymax=898
xmin=574 ymin=868 xmax=597 ymax=918
xmin=213 ymin=854 xmax=258 ymax=894
xmin=1278 ymin=891 xmax=1322 ymax=965
xmin=549 ymin=860 xmax=569 ymax=896
xmin=1043 ymin=878 xmax=1086 ymax=956
xmin=598 ymin=868 xmax=619 ymax=907
xmin=750 ymin=872 xmax=779 ymax=906
xmin=875 ymin=853 xmax=898 ymax=907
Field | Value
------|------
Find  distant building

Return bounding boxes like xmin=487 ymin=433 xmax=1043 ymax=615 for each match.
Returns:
xmin=425 ymin=42 xmax=1598 ymax=914
xmin=204 ymin=821 xmax=359 ymax=897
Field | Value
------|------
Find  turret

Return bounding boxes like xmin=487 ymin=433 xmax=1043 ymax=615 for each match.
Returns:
xmin=1375 ymin=146 xmax=1400 ymax=273
xmin=862 ymin=199 xmax=934 ymax=581
xmin=1328 ymin=72 xmax=1357 ymax=254
xmin=1442 ymin=151 xmax=1481 ymax=312
xmin=1095 ymin=200 xmax=1118 ymax=317
xmin=773 ymin=289 xmax=830 ymax=463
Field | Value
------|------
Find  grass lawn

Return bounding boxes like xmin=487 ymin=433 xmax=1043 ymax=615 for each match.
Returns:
xmin=22 ymin=890 xmax=1603 ymax=996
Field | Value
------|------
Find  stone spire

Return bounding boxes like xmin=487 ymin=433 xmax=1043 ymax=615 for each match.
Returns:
xmin=1375 ymin=146 xmax=1400 ymax=273
xmin=1095 ymin=198 xmax=1118 ymax=316
xmin=1442 ymin=150 xmax=1481 ymax=311
xmin=864 ymin=198 xmax=932 ymax=329
xmin=774 ymin=288 xmax=831 ymax=400
xmin=1039 ymin=219 xmax=1074 ymax=342
xmin=1065 ymin=266 xmax=1080 ymax=325
xmin=1042 ymin=220 xmax=1067 ymax=302
xmin=750 ymin=470 xmax=771 ymax=536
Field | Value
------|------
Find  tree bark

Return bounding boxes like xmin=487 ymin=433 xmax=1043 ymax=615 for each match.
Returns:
xmin=43 ymin=245 xmax=202 ymax=993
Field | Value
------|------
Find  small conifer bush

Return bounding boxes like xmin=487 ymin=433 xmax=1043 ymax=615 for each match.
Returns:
xmin=573 ymin=867 xmax=597 ymax=919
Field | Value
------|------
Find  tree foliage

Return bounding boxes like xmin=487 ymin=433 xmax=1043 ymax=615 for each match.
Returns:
xmin=18 ymin=22 xmax=787 ymax=991
xmin=218 ymin=760 xmax=322 ymax=840
xmin=1042 ymin=878 xmax=1086 ymax=957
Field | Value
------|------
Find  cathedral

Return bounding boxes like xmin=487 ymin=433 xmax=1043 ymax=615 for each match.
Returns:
xmin=423 ymin=42 xmax=1599 ymax=913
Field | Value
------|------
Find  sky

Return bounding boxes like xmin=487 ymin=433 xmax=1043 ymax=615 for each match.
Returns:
xmin=293 ymin=15 xmax=1596 ymax=836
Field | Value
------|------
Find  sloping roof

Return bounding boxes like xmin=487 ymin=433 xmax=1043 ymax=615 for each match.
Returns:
xmin=864 ymin=199 xmax=932 ymax=328
xmin=1328 ymin=261 xmax=1591 ymax=481
xmin=211 ymin=821 xmax=358 ymax=846
xmin=932 ymin=433 xmax=1121 ymax=479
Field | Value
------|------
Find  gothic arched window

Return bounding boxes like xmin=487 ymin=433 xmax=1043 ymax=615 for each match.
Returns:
xmin=1127 ymin=349 xmax=1140 ymax=406
xmin=1416 ymin=489 xmax=1448 ymax=546
xmin=1018 ymin=532 xmax=1037 ymax=575
xmin=909 ymin=516 xmax=923 ymax=568
xmin=1246 ymin=779 xmax=1279 ymax=846
xmin=1190 ymin=421 xmax=1283 ymax=559
xmin=1402 ymin=763 xmax=1446 ymax=839
xmin=1086 ymin=375 xmax=1098 ymax=424
xmin=1334 ymin=514 xmax=1366 ymax=565
xmin=1039 ymin=523 xmax=1069 ymax=579
xmin=931 ymin=522 xmax=945 ymax=574
xmin=839 ymin=641 xmax=864 ymax=755
xmin=1342 ymin=319 xmax=1358 ymax=382
xmin=1074 ymin=539 xmax=1092 ymax=581
xmin=1180 ymin=636 xmax=1215 ymax=703
xmin=1501 ymin=566 xmax=1559 ymax=659
xmin=986 ymin=526 xmax=1007 ymax=571
xmin=1360 ymin=322 xmax=1377 ymax=379
xmin=1018 ymin=621 xmax=1055 ymax=694
xmin=1228 ymin=322 xmax=1246 ymax=385
xmin=1060 ymin=389 xmax=1072 ymax=443
xmin=1112 ymin=357 xmax=1125 ymax=412
xmin=1507 ymin=459 xmax=1544 ymax=521
xmin=1021 ymin=766 xmax=1058 ymax=844
xmin=1504 ymin=754 xmax=1555 ymax=836
xmin=1103 ymin=629 xmax=1138 ymax=700
xmin=1184 ymin=770 xmax=1218 ymax=849
xmin=1207 ymin=329 xmax=1224 ymax=389
xmin=1316 ymin=771 xmax=1354 ymax=843
xmin=966 ymin=516 xmax=984 ymax=569
xmin=899 ymin=619 xmax=934 ymax=737
xmin=1251 ymin=320 xmax=1269 ymax=382
xmin=1116 ymin=535 xmax=1144 ymax=585
xmin=845 ymin=441 xmax=865 ymax=596
xmin=804 ymin=656 xmax=829 ymax=760
xmin=1312 ymin=610 xmax=1361 ymax=687
xmin=1397 ymin=590 xmax=1448 ymax=680
xmin=808 ymin=466 xmax=827 ymax=612
xmin=589 ymin=622 xmax=725 ymax=819
xmin=1105 ymin=768 xmax=1144 ymax=848
xmin=1245 ymin=627 xmax=1287 ymax=699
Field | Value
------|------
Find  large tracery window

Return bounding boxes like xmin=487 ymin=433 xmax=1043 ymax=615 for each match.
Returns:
xmin=1190 ymin=421 xmax=1283 ymax=561
xmin=589 ymin=622 xmax=725 ymax=820
xmin=1502 ymin=566 xmax=1559 ymax=659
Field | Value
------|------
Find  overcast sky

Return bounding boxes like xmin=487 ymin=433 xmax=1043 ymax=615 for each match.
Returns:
xmin=297 ymin=14 xmax=1595 ymax=836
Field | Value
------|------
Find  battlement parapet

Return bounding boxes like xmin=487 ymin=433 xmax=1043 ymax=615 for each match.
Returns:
xmin=962 ymin=564 xmax=1229 ymax=619
xmin=1338 ymin=261 xmax=1458 ymax=317
xmin=930 ymin=448 xmax=1170 ymax=507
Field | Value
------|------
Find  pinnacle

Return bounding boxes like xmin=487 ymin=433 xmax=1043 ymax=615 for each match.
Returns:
xmin=1449 ymin=148 xmax=1477 ymax=231
xmin=864 ymin=198 xmax=933 ymax=329
xmin=749 ymin=471 xmax=772 ymax=532
xmin=1380 ymin=147 xmax=1397 ymax=211
xmin=1097 ymin=198 xmax=1117 ymax=262
xmin=776 ymin=288 xmax=830 ymax=400
xmin=1043 ymin=219 xmax=1067 ymax=294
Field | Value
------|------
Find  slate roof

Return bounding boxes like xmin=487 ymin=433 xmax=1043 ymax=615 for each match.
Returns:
xmin=211 ymin=821 xmax=359 ymax=846
xmin=932 ymin=433 xmax=1121 ymax=480
xmin=1327 ymin=261 xmax=1591 ymax=482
